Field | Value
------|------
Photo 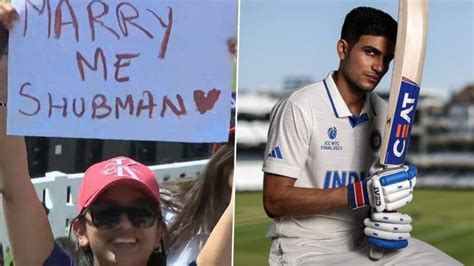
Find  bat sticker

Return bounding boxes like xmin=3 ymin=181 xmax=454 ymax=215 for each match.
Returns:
xmin=384 ymin=77 xmax=420 ymax=165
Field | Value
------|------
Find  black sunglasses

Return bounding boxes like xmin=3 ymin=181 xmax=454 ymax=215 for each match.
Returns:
xmin=86 ymin=204 xmax=159 ymax=229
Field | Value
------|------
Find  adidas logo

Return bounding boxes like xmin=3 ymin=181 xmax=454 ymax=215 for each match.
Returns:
xmin=268 ymin=146 xmax=283 ymax=159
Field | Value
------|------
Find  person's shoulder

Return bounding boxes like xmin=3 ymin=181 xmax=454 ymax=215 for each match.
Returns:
xmin=43 ymin=241 xmax=74 ymax=266
xmin=277 ymin=80 xmax=326 ymax=107
xmin=369 ymin=91 xmax=386 ymax=103
xmin=369 ymin=91 xmax=388 ymax=113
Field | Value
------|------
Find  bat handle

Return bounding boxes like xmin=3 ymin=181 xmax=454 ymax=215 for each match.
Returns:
xmin=367 ymin=163 xmax=412 ymax=259
xmin=369 ymin=246 xmax=384 ymax=260
xmin=369 ymin=208 xmax=388 ymax=260
xmin=368 ymin=209 xmax=408 ymax=260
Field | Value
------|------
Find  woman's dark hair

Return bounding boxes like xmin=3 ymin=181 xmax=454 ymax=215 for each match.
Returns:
xmin=0 ymin=26 xmax=8 ymax=56
xmin=165 ymin=143 xmax=234 ymax=256
xmin=341 ymin=6 xmax=397 ymax=46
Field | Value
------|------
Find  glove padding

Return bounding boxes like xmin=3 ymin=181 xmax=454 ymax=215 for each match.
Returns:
xmin=348 ymin=165 xmax=416 ymax=211
xmin=365 ymin=211 xmax=413 ymax=250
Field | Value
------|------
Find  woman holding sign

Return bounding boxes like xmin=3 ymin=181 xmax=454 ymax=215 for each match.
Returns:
xmin=0 ymin=132 xmax=168 ymax=265
xmin=0 ymin=8 xmax=168 ymax=264
xmin=0 ymin=24 xmax=168 ymax=266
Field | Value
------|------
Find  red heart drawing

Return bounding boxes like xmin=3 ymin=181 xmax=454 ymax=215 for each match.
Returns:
xmin=193 ymin=88 xmax=221 ymax=115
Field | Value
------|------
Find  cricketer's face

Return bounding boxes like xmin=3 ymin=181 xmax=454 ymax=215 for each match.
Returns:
xmin=340 ymin=35 xmax=395 ymax=92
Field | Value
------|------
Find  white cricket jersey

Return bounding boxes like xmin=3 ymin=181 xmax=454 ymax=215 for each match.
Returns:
xmin=263 ymin=72 xmax=387 ymax=240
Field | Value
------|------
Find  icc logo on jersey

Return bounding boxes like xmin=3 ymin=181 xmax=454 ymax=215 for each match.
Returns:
xmin=328 ymin=127 xmax=337 ymax=140
xmin=321 ymin=127 xmax=342 ymax=151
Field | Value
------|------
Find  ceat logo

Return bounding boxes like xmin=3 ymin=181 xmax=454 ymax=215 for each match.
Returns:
xmin=385 ymin=78 xmax=420 ymax=165
xmin=393 ymin=92 xmax=416 ymax=157
xmin=373 ymin=186 xmax=382 ymax=206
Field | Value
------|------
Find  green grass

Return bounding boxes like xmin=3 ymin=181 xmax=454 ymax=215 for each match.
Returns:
xmin=234 ymin=189 xmax=474 ymax=266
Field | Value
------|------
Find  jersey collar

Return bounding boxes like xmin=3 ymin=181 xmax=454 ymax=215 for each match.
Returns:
xmin=323 ymin=72 xmax=377 ymax=127
xmin=323 ymin=72 xmax=377 ymax=118
xmin=323 ymin=72 xmax=352 ymax=118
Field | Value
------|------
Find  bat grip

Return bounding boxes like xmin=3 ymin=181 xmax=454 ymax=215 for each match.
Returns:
xmin=369 ymin=165 xmax=414 ymax=259
xmin=368 ymin=208 xmax=397 ymax=260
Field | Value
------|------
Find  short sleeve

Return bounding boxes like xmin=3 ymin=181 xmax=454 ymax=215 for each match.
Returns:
xmin=43 ymin=242 xmax=74 ymax=266
xmin=263 ymin=99 xmax=312 ymax=178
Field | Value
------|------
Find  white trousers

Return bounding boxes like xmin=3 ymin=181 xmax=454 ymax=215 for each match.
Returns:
xmin=269 ymin=235 xmax=461 ymax=265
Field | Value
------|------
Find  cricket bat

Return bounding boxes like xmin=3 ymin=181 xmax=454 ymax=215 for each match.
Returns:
xmin=370 ymin=0 xmax=429 ymax=260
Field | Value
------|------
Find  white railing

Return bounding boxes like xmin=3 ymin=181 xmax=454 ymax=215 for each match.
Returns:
xmin=0 ymin=159 xmax=208 ymax=253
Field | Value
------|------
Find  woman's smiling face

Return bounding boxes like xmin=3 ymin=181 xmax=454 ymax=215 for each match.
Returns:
xmin=76 ymin=184 xmax=165 ymax=266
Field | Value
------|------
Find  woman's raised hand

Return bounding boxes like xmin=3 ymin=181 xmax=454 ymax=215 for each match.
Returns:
xmin=0 ymin=3 xmax=18 ymax=30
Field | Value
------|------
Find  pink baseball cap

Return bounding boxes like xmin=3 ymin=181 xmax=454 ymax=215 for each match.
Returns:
xmin=77 ymin=156 xmax=161 ymax=214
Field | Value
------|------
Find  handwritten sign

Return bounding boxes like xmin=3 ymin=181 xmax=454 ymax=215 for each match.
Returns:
xmin=7 ymin=0 xmax=237 ymax=142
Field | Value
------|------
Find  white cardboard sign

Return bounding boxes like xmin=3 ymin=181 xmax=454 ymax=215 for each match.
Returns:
xmin=7 ymin=0 xmax=236 ymax=142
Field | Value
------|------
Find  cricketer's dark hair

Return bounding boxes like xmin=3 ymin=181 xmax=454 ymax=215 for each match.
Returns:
xmin=341 ymin=7 xmax=397 ymax=46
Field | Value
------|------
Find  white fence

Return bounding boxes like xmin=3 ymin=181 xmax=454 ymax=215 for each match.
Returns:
xmin=0 ymin=159 xmax=208 ymax=252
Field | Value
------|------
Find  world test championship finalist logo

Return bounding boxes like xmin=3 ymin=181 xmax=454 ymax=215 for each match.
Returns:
xmin=328 ymin=127 xmax=337 ymax=139
xmin=321 ymin=127 xmax=343 ymax=150
xmin=385 ymin=77 xmax=420 ymax=165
